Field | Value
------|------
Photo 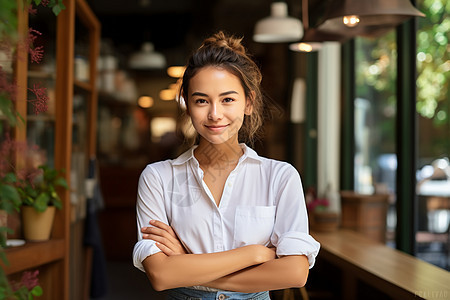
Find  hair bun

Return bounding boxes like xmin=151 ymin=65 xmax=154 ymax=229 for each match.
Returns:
xmin=201 ymin=31 xmax=246 ymax=56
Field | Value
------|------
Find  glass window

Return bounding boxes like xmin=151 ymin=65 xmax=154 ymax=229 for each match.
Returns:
xmin=354 ymin=30 xmax=398 ymax=247
xmin=415 ymin=0 xmax=450 ymax=270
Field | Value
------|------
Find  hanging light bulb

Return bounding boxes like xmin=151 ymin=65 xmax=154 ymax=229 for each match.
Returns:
xmin=343 ymin=15 xmax=360 ymax=27
xmin=289 ymin=42 xmax=313 ymax=52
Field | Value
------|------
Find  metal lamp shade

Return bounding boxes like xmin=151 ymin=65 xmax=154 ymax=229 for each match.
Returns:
xmin=317 ymin=0 xmax=425 ymax=38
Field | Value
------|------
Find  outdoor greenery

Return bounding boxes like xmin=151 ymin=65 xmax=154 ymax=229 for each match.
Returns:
xmin=416 ymin=0 xmax=449 ymax=125
xmin=355 ymin=0 xmax=449 ymax=165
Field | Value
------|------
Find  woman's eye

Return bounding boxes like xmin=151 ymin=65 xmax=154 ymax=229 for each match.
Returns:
xmin=223 ymin=98 xmax=234 ymax=103
xmin=195 ymin=99 xmax=207 ymax=104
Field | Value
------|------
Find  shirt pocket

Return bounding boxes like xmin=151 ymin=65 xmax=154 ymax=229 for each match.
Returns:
xmin=233 ymin=206 xmax=276 ymax=248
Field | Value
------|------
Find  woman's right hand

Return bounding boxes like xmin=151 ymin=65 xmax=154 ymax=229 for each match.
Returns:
xmin=252 ymin=244 xmax=277 ymax=264
xmin=141 ymin=220 xmax=187 ymax=256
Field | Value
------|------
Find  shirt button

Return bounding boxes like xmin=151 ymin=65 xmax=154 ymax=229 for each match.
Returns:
xmin=227 ymin=182 xmax=232 ymax=187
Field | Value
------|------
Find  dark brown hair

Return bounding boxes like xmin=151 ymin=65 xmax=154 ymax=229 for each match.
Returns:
xmin=180 ymin=31 xmax=264 ymax=145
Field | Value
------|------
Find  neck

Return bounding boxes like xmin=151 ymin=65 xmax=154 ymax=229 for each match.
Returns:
xmin=194 ymin=137 xmax=243 ymax=167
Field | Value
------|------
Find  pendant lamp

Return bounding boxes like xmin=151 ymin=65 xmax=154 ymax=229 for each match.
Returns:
xmin=253 ymin=2 xmax=303 ymax=43
xmin=289 ymin=0 xmax=347 ymax=52
xmin=129 ymin=42 xmax=166 ymax=70
xmin=317 ymin=0 xmax=425 ymax=38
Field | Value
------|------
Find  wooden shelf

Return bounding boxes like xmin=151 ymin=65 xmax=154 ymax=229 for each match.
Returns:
xmin=74 ymin=79 xmax=93 ymax=92
xmin=28 ymin=70 xmax=56 ymax=79
xmin=26 ymin=114 xmax=56 ymax=121
xmin=2 ymin=239 xmax=65 ymax=275
xmin=2 ymin=0 xmax=100 ymax=299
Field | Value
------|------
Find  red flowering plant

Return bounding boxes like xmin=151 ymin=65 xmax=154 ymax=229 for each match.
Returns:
xmin=0 ymin=134 xmax=67 ymax=213
xmin=305 ymin=186 xmax=330 ymax=213
xmin=0 ymin=270 xmax=43 ymax=299
xmin=0 ymin=0 xmax=65 ymax=133
xmin=0 ymin=1 xmax=65 ymax=297
xmin=0 ymin=137 xmax=63 ymax=300
xmin=0 ymin=0 xmax=66 ymax=218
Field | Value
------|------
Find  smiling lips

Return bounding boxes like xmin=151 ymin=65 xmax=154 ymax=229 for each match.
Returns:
xmin=205 ymin=124 xmax=229 ymax=132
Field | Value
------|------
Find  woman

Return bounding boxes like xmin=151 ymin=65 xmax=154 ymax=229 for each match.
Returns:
xmin=133 ymin=31 xmax=320 ymax=300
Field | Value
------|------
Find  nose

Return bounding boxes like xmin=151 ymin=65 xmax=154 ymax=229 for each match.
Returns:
xmin=208 ymin=103 xmax=223 ymax=121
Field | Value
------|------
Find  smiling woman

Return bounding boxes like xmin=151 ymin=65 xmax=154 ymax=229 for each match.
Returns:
xmin=132 ymin=31 xmax=320 ymax=300
xmin=187 ymin=66 xmax=252 ymax=145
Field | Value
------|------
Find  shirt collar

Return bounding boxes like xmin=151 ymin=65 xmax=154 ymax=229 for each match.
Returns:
xmin=171 ymin=143 xmax=262 ymax=166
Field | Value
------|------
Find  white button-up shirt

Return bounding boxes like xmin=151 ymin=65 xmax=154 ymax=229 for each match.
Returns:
xmin=133 ymin=144 xmax=320 ymax=272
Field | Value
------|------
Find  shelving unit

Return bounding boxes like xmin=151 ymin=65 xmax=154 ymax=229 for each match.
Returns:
xmin=3 ymin=1 xmax=100 ymax=299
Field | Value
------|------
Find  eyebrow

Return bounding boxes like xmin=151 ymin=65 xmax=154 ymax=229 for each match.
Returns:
xmin=191 ymin=91 xmax=239 ymax=97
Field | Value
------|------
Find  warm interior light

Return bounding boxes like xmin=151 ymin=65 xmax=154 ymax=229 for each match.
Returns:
xmin=343 ymin=15 xmax=360 ymax=27
xmin=159 ymin=89 xmax=176 ymax=101
xmin=289 ymin=42 xmax=322 ymax=52
xmin=167 ymin=66 xmax=186 ymax=78
xmin=138 ymin=96 xmax=154 ymax=108
xmin=150 ymin=117 xmax=177 ymax=142
xmin=290 ymin=42 xmax=313 ymax=52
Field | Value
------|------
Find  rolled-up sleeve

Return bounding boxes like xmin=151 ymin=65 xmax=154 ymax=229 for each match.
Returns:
xmin=270 ymin=164 xmax=320 ymax=268
xmin=132 ymin=164 xmax=169 ymax=272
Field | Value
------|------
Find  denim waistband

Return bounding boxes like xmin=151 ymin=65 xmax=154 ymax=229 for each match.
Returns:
xmin=166 ymin=287 xmax=271 ymax=300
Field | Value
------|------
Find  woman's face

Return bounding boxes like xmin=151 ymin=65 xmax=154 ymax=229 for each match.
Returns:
xmin=187 ymin=66 xmax=252 ymax=145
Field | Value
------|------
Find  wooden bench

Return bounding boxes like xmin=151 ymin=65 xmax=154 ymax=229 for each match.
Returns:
xmin=310 ymin=229 xmax=450 ymax=300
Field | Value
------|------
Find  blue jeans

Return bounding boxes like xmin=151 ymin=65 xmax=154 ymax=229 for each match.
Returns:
xmin=166 ymin=287 xmax=271 ymax=300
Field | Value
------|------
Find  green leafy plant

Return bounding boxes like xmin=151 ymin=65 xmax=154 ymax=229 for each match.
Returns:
xmin=0 ymin=173 xmax=21 ymax=215
xmin=0 ymin=270 xmax=43 ymax=300
xmin=0 ymin=0 xmax=65 ymax=135
xmin=0 ymin=0 xmax=65 ymax=40
xmin=19 ymin=165 xmax=68 ymax=213
xmin=0 ymin=1 xmax=65 ymax=298
xmin=0 ymin=136 xmax=68 ymax=213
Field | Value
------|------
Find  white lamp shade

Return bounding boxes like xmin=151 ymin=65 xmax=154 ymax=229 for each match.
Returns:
xmin=129 ymin=42 xmax=166 ymax=69
xmin=254 ymin=2 xmax=303 ymax=43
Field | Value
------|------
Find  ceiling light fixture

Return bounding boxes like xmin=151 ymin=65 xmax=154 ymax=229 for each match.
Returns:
xmin=159 ymin=89 xmax=176 ymax=101
xmin=129 ymin=42 xmax=166 ymax=70
xmin=289 ymin=0 xmax=346 ymax=53
xmin=253 ymin=2 xmax=303 ymax=43
xmin=167 ymin=66 xmax=186 ymax=78
xmin=343 ymin=15 xmax=360 ymax=27
xmin=138 ymin=96 xmax=154 ymax=108
xmin=317 ymin=0 xmax=425 ymax=38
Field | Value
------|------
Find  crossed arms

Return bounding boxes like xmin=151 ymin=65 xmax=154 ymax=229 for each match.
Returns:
xmin=141 ymin=220 xmax=309 ymax=292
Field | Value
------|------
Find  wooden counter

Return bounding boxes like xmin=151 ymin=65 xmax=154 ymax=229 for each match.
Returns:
xmin=311 ymin=230 xmax=450 ymax=300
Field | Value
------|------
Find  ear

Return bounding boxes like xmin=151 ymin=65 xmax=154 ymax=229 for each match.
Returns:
xmin=182 ymin=93 xmax=190 ymax=116
xmin=245 ymin=91 xmax=255 ymax=115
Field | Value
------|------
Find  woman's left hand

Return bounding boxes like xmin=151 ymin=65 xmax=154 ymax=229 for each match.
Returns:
xmin=141 ymin=220 xmax=187 ymax=256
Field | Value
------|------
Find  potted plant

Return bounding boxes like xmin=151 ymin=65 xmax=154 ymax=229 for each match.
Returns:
xmin=18 ymin=164 xmax=68 ymax=241
xmin=0 ymin=136 xmax=67 ymax=241
xmin=306 ymin=186 xmax=340 ymax=232
xmin=0 ymin=1 xmax=65 ymax=297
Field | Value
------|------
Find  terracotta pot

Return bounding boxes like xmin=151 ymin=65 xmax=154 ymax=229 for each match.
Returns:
xmin=22 ymin=206 xmax=56 ymax=241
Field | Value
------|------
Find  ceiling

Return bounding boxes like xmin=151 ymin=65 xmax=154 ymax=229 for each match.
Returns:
xmin=89 ymin=0 xmax=329 ymax=67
